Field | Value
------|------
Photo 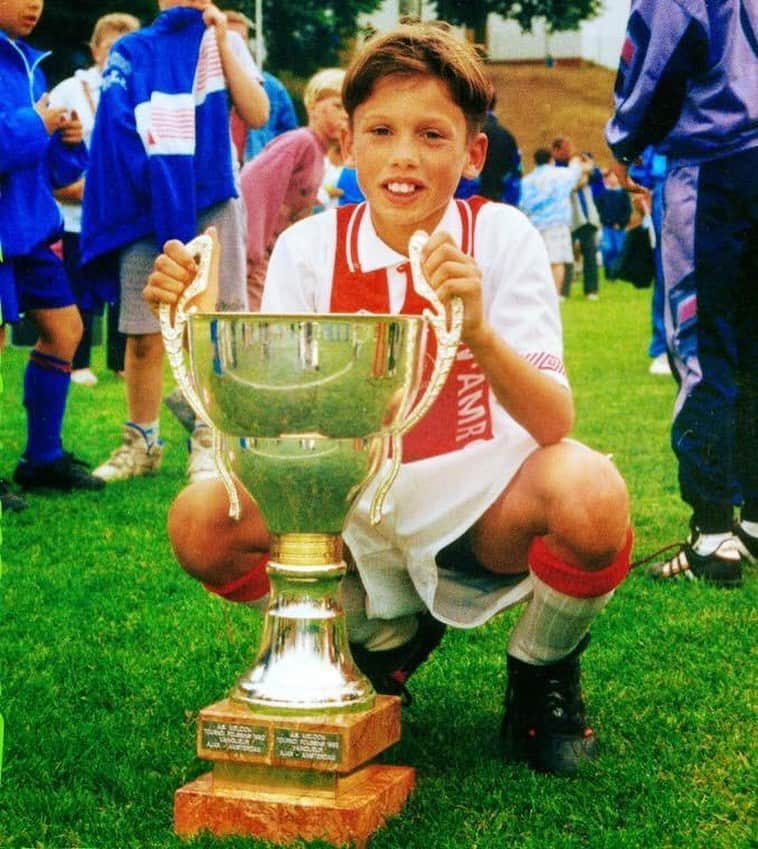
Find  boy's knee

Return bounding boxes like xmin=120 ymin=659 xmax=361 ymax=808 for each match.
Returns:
xmin=550 ymin=449 xmax=630 ymax=566
xmin=168 ymin=479 xmax=267 ymax=585
xmin=168 ymin=481 xmax=231 ymax=580
xmin=128 ymin=332 xmax=163 ymax=362
xmin=32 ymin=307 xmax=83 ymax=356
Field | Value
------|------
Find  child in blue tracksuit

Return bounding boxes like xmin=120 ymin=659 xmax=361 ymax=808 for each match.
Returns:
xmin=606 ymin=0 xmax=758 ymax=585
xmin=0 ymin=0 xmax=104 ymax=496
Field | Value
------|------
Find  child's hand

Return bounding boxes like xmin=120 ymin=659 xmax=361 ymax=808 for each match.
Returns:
xmin=59 ymin=110 xmax=83 ymax=146
xmin=420 ymin=231 xmax=489 ymax=350
xmin=34 ymin=94 xmax=69 ymax=135
xmin=611 ymin=161 xmax=646 ymax=195
xmin=143 ymin=240 xmax=199 ymax=316
xmin=144 ymin=228 xmax=220 ymax=317
xmin=203 ymin=4 xmax=228 ymax=44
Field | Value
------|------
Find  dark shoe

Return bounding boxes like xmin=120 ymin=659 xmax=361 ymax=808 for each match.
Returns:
xmin=501 ymin=634 xmax=598 ymax=777
xmin=647 ymin=529 xmax=742 ymax=588
xmin=0 ymin=479 xmax=28 ymax=512
xmin=733 ymin=522 xmax=758 ymax=566
xmin=13 ymin=452 xmax=105 ymax=492
xmin=349 ymin=611 xmax=447 ymax=705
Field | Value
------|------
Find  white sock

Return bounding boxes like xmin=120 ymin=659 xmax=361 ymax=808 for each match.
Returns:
xmin=739 ymin=519 xmax=758 ymax=538
xmin=342 ymin=572 xmax=419 ymax=652
xmin=508 ymin=574 xmax=613 ymax=666
xmin=692 ymin=530 xmax=732 ymax=556
xmin=128 ymin=419 xmax=160 ymax=448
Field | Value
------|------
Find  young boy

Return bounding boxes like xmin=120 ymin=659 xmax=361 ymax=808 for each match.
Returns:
xmin=145 ymin=22 xmax=632 ymax=777
xmin=0 ymin=0 xmax=104 ymax=494
xmin=80 ymin=0 xmax=269 ymax=484
xmin=239 ymin=67 xmax=346 ymax=309
xmin=49 ymin=12 xmax=141 ymax=387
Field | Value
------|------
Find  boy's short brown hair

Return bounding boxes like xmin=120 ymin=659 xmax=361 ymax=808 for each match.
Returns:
xmin=343 ymin=21 xmax=491 ymax=135
xmin=90 ymin=12 xmax=140 ymax=48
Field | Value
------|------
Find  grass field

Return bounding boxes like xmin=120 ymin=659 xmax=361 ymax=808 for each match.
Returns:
xmin=0 ymin=278 xmax=755 ymax=849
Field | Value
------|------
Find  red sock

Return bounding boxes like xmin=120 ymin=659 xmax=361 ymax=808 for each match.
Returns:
xmin=203 ymin=554 xmax=270 ymax=603
xmin=528 ymin=528 xmax=633 ymax=598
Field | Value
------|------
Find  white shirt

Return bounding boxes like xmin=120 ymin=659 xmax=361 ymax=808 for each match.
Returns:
xmin=262 ymin=200 xmax=568 ymax=626
xmin=49 ymin=66 xmax=103 ymax=233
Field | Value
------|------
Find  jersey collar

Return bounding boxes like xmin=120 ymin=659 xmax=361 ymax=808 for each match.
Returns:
xmin=355 ymin=199 xmax=462 ymax=272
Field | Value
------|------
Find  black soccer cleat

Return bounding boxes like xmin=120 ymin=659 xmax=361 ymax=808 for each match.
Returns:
xmin=0 ymin=478 xmax=28 ymax=512
xmin=647 ymin=528 xmax=743 ymax=588
xmin=349 ymin=611 xmax=447 ymax=705
xmin=14 ymin=452 xmax=105 ymax=492
xmin=501 ymin=634 xmax=598 ymax=777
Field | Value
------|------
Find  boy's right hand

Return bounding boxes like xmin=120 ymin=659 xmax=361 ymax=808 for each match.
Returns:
xmin=144 ymin=227 xmax=220 ymax=317
xmin=143 ymin=240 xmax=199 ymax=316
xmin=34 ymin=94 xmax=69 ymax=135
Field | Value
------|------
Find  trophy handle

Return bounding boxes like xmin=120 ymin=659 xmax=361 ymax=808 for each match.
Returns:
xmin=369 ymin=230 xmax=464 ymax=525
xmin=159 ymin=234 xmax=241 ymax=519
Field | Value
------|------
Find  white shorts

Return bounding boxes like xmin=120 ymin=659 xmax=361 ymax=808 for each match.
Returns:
xmin=343 ymin=432 xmax=541 ymax=629
xmin=540 ymin=225 xmax=574 ymax=264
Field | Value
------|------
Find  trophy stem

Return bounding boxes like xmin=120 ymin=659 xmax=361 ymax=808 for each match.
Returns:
xmin=231 ymin=533 xmax=376 ymax=715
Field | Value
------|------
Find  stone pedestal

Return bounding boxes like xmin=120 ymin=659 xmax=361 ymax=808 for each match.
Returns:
xmin=174 ymin=696 xmax=415 ymax=847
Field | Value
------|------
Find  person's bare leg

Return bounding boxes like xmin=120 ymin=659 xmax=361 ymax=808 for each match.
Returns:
xmin=470 ymin=441 xmax=630 ymax=574
xmin=168 ymin=478 xmax=271 ymax=587
xmin=479 ymin=441 xmax=630 ymax=775
xmin=31 ymin=304 xmax=83 ymax=362
xmin=125 ymin=332 xmax=164 ymax=423
xmin=550 ymin=263 xmax=565 ymax=295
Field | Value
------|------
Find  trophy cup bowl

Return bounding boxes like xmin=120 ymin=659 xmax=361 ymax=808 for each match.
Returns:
xmin=160 ymin=233 xmax=462 ymax=718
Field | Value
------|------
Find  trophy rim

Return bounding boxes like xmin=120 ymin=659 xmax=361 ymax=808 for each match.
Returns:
xmin=187 ymin=311 xmax=424 ymax=323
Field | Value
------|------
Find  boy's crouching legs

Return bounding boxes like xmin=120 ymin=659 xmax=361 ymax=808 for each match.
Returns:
xmin=480 ymin=442 xmax=632 ymax=776
xmin=168 ymin=478 xmax=271 ymax=604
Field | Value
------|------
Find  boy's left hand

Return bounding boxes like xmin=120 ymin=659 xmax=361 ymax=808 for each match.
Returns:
xmin=420 ymin=231 xmax=489 ymax=349
xmin=59 ymin=110 xmax=83 ymax=146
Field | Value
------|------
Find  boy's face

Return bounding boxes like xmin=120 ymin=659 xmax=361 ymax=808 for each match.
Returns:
xmin=342 ymin=73 xmax=486 ymax=254
xmin=0 ymin=0 xmax=43 ymax=40
xmin=91 ymin=32 xmax=121 ymax=71
xmin=309 ymin=95 xmax=348 ymax=146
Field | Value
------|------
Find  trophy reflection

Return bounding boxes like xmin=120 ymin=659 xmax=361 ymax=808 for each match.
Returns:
xmin=162 ymin=234 xmax=461 ymax=846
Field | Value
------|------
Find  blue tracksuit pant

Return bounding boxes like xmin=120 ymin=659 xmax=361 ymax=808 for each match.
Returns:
xmin=663 ymin=146 xmax=758 ymax=530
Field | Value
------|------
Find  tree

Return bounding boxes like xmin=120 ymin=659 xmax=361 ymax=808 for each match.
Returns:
xmin=246 ymin=0 xmax=384 ymax=77
xmin=32 ymin=0 xmax=382 ymax=83
xmin=432 ymin=0 xmax=604 ymax=46
xmin=29 ymin=0 xmax=156 ymax=84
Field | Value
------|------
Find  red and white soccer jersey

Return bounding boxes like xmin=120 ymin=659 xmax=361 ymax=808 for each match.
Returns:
xmin=262 ymin=198 xmax=569 ymax=627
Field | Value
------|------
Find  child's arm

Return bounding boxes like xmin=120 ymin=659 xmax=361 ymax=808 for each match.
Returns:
xmin=47 ymin=111 xmax=87 ymax=190
xmin=420 ymin=232 xmax=574 ymax=446
xmin=0 ymin=94 xmax=66 ymax=176
xmin=203 ymin=5 xmax=269 ymax=129
xmin=54 ymin=178 xmax=85 ymax=204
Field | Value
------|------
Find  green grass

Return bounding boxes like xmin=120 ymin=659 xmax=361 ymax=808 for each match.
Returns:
xmin=0 ymin=279 xmax=755 ymax=848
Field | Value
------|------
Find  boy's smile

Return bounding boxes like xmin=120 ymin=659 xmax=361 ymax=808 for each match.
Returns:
xmin=342 ymin=73 xmax=486 ymax=255
xmin=0 ymin=0 xmax=43 ymax=40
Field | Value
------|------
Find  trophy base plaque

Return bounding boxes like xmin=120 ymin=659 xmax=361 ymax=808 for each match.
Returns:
xmin=174 ymin=696 xmax=415 ymax=847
